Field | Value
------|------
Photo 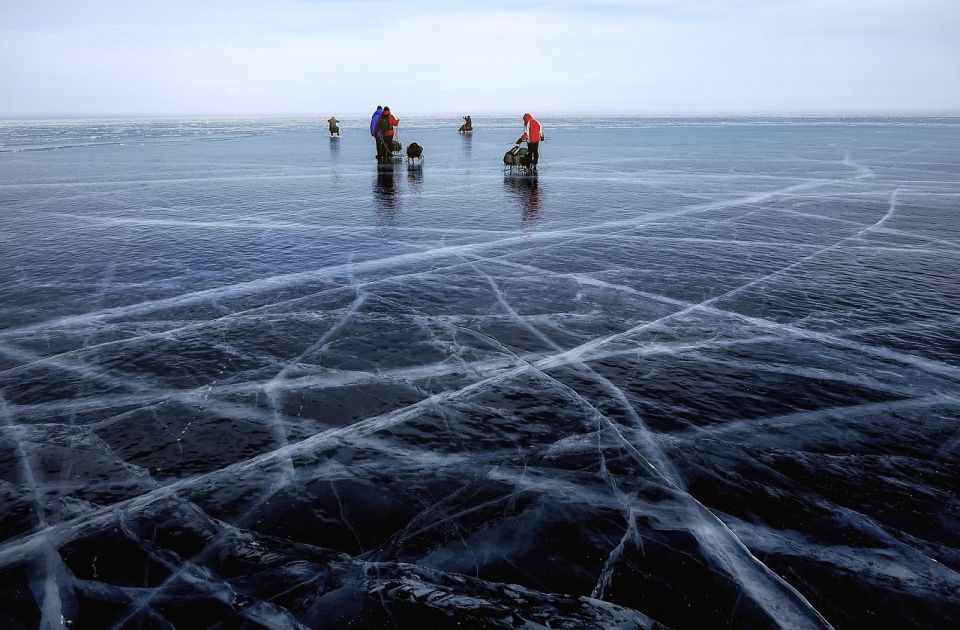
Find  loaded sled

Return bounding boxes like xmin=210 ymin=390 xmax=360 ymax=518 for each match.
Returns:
xmin=379 ymin=138 xmax=403 ymax=163
xmin=406 ymin=142 xmax=424 ymax=164
xmin=503 ymin=144 xmax=536 ymax=174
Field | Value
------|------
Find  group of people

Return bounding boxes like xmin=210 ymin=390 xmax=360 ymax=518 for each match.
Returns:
xmin=360 ymin=107 xmax=544 ymax=167
xmin=369 ymin=105 xmax=400 ymax=162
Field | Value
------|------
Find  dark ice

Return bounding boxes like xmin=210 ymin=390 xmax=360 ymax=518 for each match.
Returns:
xmin=0 ymin=116 xmax=958 ymax=628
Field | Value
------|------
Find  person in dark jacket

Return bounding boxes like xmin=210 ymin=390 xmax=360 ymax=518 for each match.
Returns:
xmin=370 ymin=106 xmax=384 ymax=160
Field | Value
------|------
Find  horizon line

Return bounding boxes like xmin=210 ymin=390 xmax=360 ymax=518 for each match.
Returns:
xmin=3 ymin=110 xmax=960 ymax=122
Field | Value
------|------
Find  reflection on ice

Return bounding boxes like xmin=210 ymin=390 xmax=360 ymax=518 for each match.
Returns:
xmin=407 ymin=163 xmax=423 ymax=194
xmin=0 ymin=117 xmax=959 ymax=628
xmin=374 ymin=168 xmax=399 ymax=222
xmin=504 ymin=175 xmax=542 ymax=231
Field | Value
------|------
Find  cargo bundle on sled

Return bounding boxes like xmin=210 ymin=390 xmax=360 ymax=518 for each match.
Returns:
xmin=406 ymin=142 xmax=424 ymax=164
xmin=379 ymin=138 xmax=403 ymax=164
xmin=503 ymin=144 xmax=534 ymax=173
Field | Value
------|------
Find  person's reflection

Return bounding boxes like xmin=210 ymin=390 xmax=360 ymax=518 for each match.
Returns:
xmin=504 ymin=175 xmax=542 ymax=231
xmin=329 ymin=135 xmax=340 ymax=155
xmin=374 ymin=168 xmax=399 ymax=223
xmin=407 ymin=163 xmax=423 ymax=193
xmin=462 ymin=132 xmax=472 ymax=157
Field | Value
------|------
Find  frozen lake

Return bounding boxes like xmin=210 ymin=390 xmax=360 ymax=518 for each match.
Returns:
xmin=1 ymin=116 xmax=959 ymax=628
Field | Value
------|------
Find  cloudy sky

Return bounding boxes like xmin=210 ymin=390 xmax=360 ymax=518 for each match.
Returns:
xmin=1 ymin=0 xmax=958 ymax=117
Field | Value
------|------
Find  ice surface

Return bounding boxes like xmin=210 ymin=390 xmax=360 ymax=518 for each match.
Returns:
xmin=0 ymin=116 xmax=959 ymax=628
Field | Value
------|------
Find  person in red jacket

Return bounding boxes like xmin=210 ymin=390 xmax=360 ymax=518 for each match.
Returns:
xmin=377 ymin=106 xmax=400 ymax=159
xmin=515 ymin=113 xmax=544 ymax=168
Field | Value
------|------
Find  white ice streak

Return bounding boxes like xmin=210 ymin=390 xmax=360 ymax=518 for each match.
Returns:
xmin=689 ymin=394 xmax=960 ymax=442
xmin=489 ymin=467 xmax=832 ymax=629
xmin=472 ymin=265 xmax=829 ymax=627
xmin=0 ymin=175 xmax=850 ymax=340
xmin=262 ymin=290 xmax=368 ymax=480
xmin=494 ymin=260 xmax=960 ymax=382
xmin=723 ymin=513 xmax=960 ymax=594
xmin=0 ymin=397 xmax=74 ymax=629
xmin=839 ymin=148 xmax=875 ymax=179
xmin=51 ymin=212 xmax=514 ymax=237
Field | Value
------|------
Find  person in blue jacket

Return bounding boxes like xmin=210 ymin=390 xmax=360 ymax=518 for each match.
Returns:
xmin=370 ymin=105 xmax=385 ymax=160
xmin=370 ymin=105 xmax=386 ymax=162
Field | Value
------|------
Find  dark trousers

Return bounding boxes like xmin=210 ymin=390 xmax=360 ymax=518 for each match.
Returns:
xmin=528 ymin=141 xmax=540 ymax=166
xmin=384 ymin=134 xmax=395 ymax=153
xmin=375 ymin=136 xmax=387 ymax=160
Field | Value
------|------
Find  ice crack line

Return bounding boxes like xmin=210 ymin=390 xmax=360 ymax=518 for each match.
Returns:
xmin=0 ymin=396 xmax=72 ymax=629
xmin=469 ymin=262 xmax=829 ymax=626
xmin=839 ymin=147 xmax=875 ymax=179
xmin=0 ymin=297 xmax=835 ymax=628
xmin=0 ymin=176 xmax=844 ymax=339
xmin=493 ymin=259 xmax=960 ymax=382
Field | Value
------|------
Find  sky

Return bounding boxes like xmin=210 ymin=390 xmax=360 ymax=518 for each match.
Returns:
xmin=1 ymin=0 xmax=958 ymax=117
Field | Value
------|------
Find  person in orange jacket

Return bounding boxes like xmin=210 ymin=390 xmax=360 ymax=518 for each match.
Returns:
xmin=515 ymin=113 xmax=544 ymax=168
xmin=377 ymin=106 xmax=400 ymax=158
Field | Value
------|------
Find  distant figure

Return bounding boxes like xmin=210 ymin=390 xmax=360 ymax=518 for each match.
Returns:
xmin=516 ymin=113 xmax=544 ymax=168
xmin=459 ymin=115 xmax=473 ymax=133
xmin=378 ymin=106 xmax=400 ymax=160
xmin=328 ymin=116 xmax=340 ymax=136
xmin=370 ymin=105 xmax=384 ymax=160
